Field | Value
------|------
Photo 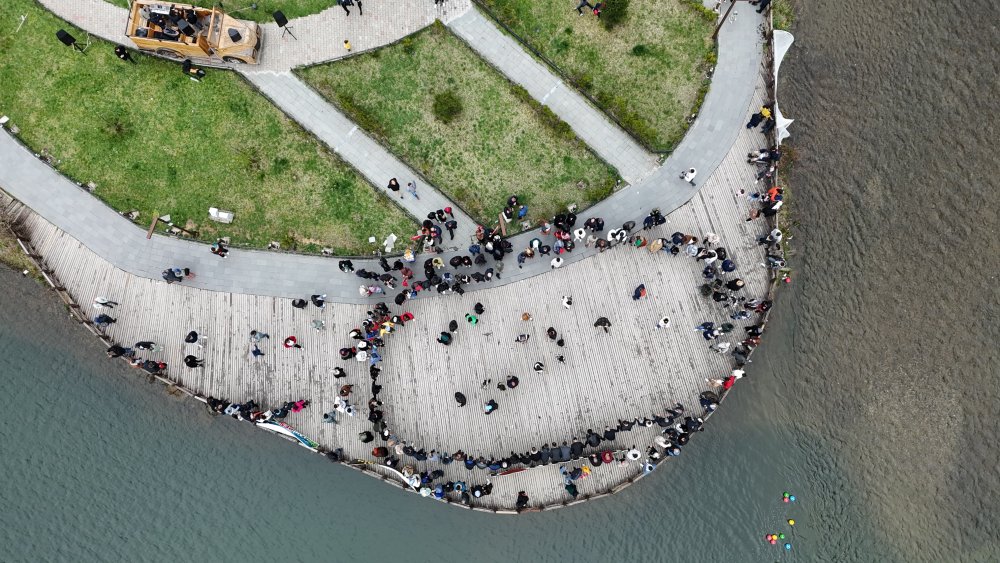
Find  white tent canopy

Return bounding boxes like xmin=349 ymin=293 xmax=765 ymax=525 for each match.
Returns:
xmin=773 ymin=30 xmax=795 ymax=144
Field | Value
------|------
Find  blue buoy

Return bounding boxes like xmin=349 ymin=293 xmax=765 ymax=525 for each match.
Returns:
xmin=784 ymin=543 xmax=792 ymax=550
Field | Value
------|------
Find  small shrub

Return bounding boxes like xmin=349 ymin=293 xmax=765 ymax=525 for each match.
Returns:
xmin=510 ymin=85 xmax=574 ymax=141
xmin=631 ymin=44 xmax=649 ymax=57
xmin=540 ymin=106 xmax=574 ymax=140
xmin=401 ymin=37 xmax=416 ymax=55
xmin=680 ymin=0 xmax=720 ymax=22
xmin=773 ymin=0 xmax=795 ymax=30
xmin=510 ymin=84 xmax=533 ymax=105
xmin=236 ymin=147 xmax=264 ymax=172
xmin=601 ymin=0 xmax=630 ymax=31
xmin=102 ymin=118 xmax=132 ymax=138
xmin=571 ymin=71 xmax=594 ymax=91
xmin=336 ymin=93 xmax=387 ymax=139
xmin=552 ymin=37 xmax=571 ymax=54
xmin=271 ymin=157 xmax=291 ymax=175
xmin=432 ymin=90 xmax=463 ymax=124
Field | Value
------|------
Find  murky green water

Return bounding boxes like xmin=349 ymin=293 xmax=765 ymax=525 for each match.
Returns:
xmin=1 ymin=1 xmax=998 ymax=561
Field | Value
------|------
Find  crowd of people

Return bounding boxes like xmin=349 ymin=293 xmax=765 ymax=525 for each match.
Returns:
xmin=89 ymin=89 xmax=784 ymax=511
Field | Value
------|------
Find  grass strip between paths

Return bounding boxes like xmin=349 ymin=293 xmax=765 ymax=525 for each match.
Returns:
xmin=299 ymin=22 xmax=620 ymax=227
xmin=479 ymin=0 xmax=715 ymax=150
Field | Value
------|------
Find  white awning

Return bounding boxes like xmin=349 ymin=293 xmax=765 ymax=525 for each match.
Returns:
xmin=773 ymin=30 xmax=795 ymax=144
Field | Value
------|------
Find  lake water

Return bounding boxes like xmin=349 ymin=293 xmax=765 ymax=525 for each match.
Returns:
xmin=1 ymin=1 xmax=998 ymax=561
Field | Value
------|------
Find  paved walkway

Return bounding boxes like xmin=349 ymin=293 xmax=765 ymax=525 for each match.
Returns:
xmin=246 ymin=71 xmax=479 ymax=245
xmin=1 ymin=2 xmax=764 ymax=303
xmin=447 ymin=8 xmax=660 ymax=185
xmin=37 ymin=0 xmax=471 ymax=72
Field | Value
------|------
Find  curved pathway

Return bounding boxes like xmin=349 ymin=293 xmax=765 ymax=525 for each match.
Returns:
xmin=0 ymin=3 xmax=764 ymax=303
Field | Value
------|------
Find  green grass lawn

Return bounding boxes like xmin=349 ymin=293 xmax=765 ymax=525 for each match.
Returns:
xmin=479 ymin=0 xmax=715 ymax=150
xmin=0 ymin=0 xmax=415 ymax=254
xmin=773 ymin=0 xmax=795 ymax=30
xmin=298 ymin=23 xmax=619 ymax=225
xmin=100 ymin=0 xmax=336 ymax=23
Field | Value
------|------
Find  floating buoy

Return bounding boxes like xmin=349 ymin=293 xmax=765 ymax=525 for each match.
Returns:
xmin=782 ymin=492 xmax=789 ymax=498
xmin=783 ymin=497 xmax=790 ymax=503
xmin=784 ymin=543 xmax=792 ymax=550
xmin=788 ymin=519 xmax=795 ymax=526
xmin=789 ymin=495 xmax=796 ymax=502
xmin=769 ymin=539 xmax=777 ymax=545
xmin=779 ymin=533 xmax=786 ymax=540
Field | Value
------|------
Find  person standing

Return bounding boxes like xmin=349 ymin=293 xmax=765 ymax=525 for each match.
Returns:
xmin=484 ymin=399 xmax=498 ymax=414
xmin=632 ymin=284 xmax=647 ymax=300
xmin=575 ymin=0 xmax=593 ymax=15
xmin=656 ymin=316 xmax=671 ymax=329
xmin=343 ymin=39 xmax=352 ymax=52
xmin=406 ymin=181 xmax=419 ymax=200
xmin=93 ymin=314 xmax=116 ymax=328
xmin=185 ymin=330 xmax=205 ymax=348
xmin=594 ymin=317 xmax=611 ymax=333
xmin=114 ymin=45 xmax=136 ymax=64
xmin=516 ymin=491 xmax=529 ymax=509
xmin=181 ymin=59 xmax=205 ymax=81
xmin=387 ymin=178 xmax=401 ymax=198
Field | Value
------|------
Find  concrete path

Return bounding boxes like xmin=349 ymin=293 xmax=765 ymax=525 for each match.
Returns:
xmin=37 ymin=0 xmax=472 ymax=72
xmin=1 ymin=2 xmax=765 ymax=303
xmin=447 ymin=8 xmax=660 ymax=185
xmin=246 ymin=71 xmax=479 ymax=245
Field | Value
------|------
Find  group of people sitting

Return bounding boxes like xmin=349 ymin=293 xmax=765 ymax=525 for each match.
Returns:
xmin=205 ymin=396 xmax=310 ymax=423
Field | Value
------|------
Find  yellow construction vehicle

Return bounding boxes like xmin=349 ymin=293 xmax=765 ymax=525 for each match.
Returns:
xmin=125 ymin=1 xmax=261 ymax=65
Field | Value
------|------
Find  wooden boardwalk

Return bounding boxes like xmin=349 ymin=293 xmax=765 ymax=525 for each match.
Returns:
xmin=2 ymin=74 xmax=776 ymax=512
